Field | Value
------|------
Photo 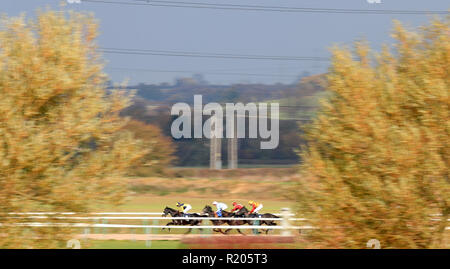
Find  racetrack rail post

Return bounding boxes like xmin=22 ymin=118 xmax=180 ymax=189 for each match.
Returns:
xmin=252 ymin=219 xmax=259 ymax=235
xmin=281 ymin=208 xmax=292 ymax=236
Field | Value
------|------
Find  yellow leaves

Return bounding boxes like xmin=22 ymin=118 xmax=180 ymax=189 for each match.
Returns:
xmin=0 ymin=9 xmax=148 ymax=248
xmin=296 ymin=16 xmax=450 ymax=248
xmin=122 ymin=120 xmax=176 ymax=175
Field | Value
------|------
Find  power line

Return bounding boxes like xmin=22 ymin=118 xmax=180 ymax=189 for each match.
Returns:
xmin=106 ymin=67 xmax=304 ymax=78
xmin=100 ymin=47 xmax=330 ymax=61
xmin=136 ymin=0 xmax=449 ymax=14
xmin=102 ymin=47 xmax=326 ymax=59
xmin=82 ymin=0 xmax=449 ymax=15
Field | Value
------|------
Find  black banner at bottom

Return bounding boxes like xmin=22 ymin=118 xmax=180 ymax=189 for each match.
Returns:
xmin=0 ymin=249 xmax=447 ymax=268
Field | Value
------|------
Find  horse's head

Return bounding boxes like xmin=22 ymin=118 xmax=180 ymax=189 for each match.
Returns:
xmin=162 ymin=206 xmax=172 ymax=216
xmin=202 ymin=205 xmax=213 ymax=214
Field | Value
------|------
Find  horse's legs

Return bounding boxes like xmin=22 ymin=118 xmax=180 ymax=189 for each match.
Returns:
xmin=212 ymin=226 xmax=226 ymax=234
xmin=185 ymin=222 xmax=200 ymax=234
xmin=237 ymin=229 xmax=246 ymax=236
xmin=162 ymin=222 xmax=172 ymax=230
xmin=195 ymin=220 xmax=203 ymax=231
xmin=259 ymin=221 xmax=270 ymax=234
xmin=211 ymin=220 xmax=222 ymax=234
xmin=265 ymin=222 xmax=277 ymax=234
xmin=260 ymin=222 xmax=269 ymax=234
xmin=163 ymin=222 xmax=174 ymax=232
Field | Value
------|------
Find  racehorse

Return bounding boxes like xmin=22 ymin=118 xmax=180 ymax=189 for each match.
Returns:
xmin=202 ymin=205 xmax=248 ymax=235
xmin=234 ymin=206 xmax=279 ymax=234
xmin=161 ymin=206 xmax=203 ymax=234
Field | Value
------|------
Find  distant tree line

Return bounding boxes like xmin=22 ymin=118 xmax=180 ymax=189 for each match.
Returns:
xmin=120 ymin=75 xmax=327 ymax=166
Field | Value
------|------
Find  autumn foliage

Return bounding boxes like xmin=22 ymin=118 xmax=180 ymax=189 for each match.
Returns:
xmin=123 ymin=120 xmax=176 ymax=175
xmin=295 ymin=17 xmax=449 ymax=248
xmin=0 ymin=10 xmax=149 ymax=247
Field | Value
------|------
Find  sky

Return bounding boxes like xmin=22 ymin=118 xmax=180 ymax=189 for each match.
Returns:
xmin=1 ymin=0 xmax=448 ymax=85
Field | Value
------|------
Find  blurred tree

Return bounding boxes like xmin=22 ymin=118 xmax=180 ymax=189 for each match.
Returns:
xmin=0 ymin=10 xmax=148 ymax=248
xmin=295 ymin=17 xmax=449 ymax=248
xmin=123 ymin=120 xmax=176 ymax=175
xmin=220 ymin=86 xmax=241 ymax=102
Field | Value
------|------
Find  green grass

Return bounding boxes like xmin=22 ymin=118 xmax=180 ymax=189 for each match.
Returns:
xmin=104 ymin=195 xmax=293 ymax=213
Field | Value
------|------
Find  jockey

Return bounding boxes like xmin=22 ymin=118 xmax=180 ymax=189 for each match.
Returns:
xmin=231 ymin=202 xmax=243 ymax=212
xmin=231 ymin=202 xmax=244 ymax=217
xmin=248 ymin=200 xmax=263 ymax=216
xmin=212 ymin=201 xmax=227 ymax=217
xmin=176 ymin=202 xmax=192 ymax=217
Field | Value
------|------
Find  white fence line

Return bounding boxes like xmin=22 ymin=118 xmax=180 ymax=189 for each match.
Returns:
xmin=1 ymin=209 xmax=307 ymax=237
xmin=2 ymin=212 xmax=448 ymax=233
xmin=3 ymin=212 xmax=296 ymax=216
xmin=4 ymin=212 xmax=163 ymax=215
xmin=4 ymin=222 xmax=313 ymax=230
xmin=5 ymin=222 xmax=449 ymax=231
xmin=5 ymin=216 xmax=307 ymax=221
xmin=3 ymin=212 xmax=448 ymax=222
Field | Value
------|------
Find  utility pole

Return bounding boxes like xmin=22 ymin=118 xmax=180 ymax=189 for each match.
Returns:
xmin=209 ymin=114 xmax=222 ymax=169
xmin=228 ymin=114 xmax=238 ymax=169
